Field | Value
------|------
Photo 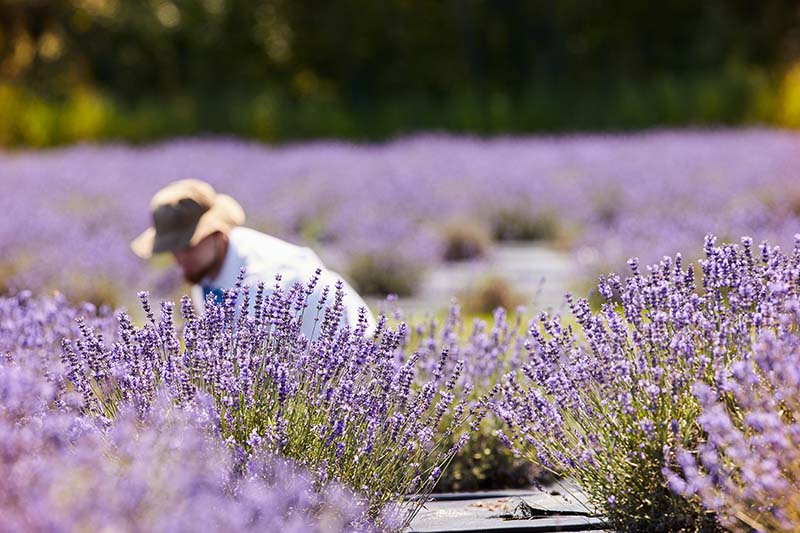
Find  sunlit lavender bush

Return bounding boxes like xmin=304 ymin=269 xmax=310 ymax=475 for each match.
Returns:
xmin=3 ymin=129 xmax=800 ymax=302
xmin=495 ymin=235 xmax=800 ymax=531
xmin=60 ymin=271 xmax=488 ymax=527
xmin=0 ymin=291 xmax=378 ymax=531
xmin=665 ymin=321 xmax=800 ymax=532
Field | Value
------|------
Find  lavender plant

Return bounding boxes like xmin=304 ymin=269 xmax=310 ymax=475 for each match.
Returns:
xmin=665 ymin=318 xmax=800 ymax=532
xmin=60 ymin=271 xmax=488 ymax=528
xmin=402 ymin=301 xmax=546 ymax=491
xmin=495 ymin=235 xmax=800 ymax=531
xmin=0 ymin=362 xmax=376 ymax=532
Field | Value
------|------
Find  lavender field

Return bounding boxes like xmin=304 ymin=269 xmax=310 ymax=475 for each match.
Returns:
xmin=3 ymin=129 xmax=800 ymax=307
xmin=3 ymin=130 xmax=800 ymax=532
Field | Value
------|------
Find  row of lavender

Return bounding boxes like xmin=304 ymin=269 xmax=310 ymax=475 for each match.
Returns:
xmin=3 ymin=234 xmax=799 ymax=531
xmin=3 ymin=129 xmax=800 ymax=303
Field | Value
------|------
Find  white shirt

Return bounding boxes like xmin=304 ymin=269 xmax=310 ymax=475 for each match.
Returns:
xmin=191 ymin=227 xmax=377 ymax=339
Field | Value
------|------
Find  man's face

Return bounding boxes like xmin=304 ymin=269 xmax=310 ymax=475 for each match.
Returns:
xmin=172 ymin=233 xmax=219 ymax=284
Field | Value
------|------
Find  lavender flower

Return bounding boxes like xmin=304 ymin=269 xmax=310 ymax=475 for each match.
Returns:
xmin=666 ymin=323 xmax=800 ymax=532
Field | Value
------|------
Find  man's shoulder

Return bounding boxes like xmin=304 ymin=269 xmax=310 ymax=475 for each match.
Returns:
xmin=233 ymin=226 xmax=310 ymax=252
xmin=231 ymin=226 xmax=283 ymax=246
xmin=231 ymin=227 xmax=319 ymax=279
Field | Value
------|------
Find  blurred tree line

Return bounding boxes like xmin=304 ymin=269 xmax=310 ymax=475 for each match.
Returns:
xmin=2 ymin=0 xmax=800 ymax=145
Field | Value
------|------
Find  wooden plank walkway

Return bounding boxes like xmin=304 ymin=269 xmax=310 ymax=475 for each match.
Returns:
xmin=409 ymin=483 xmax=609 ymax=532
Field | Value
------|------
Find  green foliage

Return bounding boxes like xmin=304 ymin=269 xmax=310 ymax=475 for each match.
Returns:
xmin=490 ymin=207 xmax=562 ymax=242
xmin=435 ymin=418 xmax=550 ymax=493
xmin=0 ymin=1 xmax=798 ymax=145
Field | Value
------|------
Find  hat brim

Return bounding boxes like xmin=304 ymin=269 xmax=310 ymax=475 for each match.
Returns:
xmin=130 ymin=194 xmax=245 ymax=259
xmin=130 ymin=227 xmax=157 ymax=259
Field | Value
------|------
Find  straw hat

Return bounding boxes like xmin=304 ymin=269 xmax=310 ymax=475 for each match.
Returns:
xmin=130 ymin=179 xmax=245 ymax=259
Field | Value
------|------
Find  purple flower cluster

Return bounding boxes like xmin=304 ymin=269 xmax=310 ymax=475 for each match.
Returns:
xmin=665 ymin=319 xmax=800 ymax=532
xmin=495 ymin=234 xmax=800 ymax=531
xmin=2 ymin=129 xmax=800 ymax=302
xmin=405 ymin=300 xmax=527 ymax=392
xmin=0 ymin=290 xmax=117 ymax=391
xmin=0 ymin=295 xmax=377 ymax=532
xmin=60 ymin=271 xmax=486 ymax=527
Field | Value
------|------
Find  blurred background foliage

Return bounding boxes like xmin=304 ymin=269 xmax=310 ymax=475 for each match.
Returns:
xmin=3 ymin=0 xmax=800 ymax=146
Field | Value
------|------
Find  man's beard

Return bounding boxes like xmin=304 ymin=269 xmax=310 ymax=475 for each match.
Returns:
xmin=183 ymin=262 xmax=216 ymax=285
xmin=179 ymin=232 xmax=227 ymax=286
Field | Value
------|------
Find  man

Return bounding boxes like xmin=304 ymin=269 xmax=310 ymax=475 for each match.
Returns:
xmin=130 ymin=179 xmax=377 ymax=339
